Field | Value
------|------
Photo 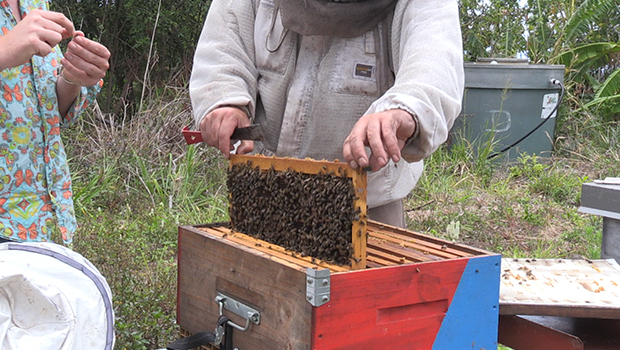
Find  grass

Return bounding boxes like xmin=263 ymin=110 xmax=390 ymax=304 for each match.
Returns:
xmin=61 ymin=87 xmax=619 ymax=349
xmin=65 ymin=89 xmax=229 ymax=349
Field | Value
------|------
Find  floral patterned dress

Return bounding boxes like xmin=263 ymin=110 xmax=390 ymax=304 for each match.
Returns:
xmin=0 ymin=0 xmax=101 ymax=245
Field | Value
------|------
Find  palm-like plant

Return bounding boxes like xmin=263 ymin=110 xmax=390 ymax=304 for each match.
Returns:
xmin=460 ymin=0 xmax=619 ymax=118
xmin=527 ymin=0 xmax=620 ymax=118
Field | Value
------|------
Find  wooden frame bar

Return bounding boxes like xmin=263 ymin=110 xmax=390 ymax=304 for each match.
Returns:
xmin=191 ymin=220 xmax=487 ymax=272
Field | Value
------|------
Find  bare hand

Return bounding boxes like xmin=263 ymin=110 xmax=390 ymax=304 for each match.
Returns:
xmin=59 ymin=31 xmax=110 ymax=87
xmin=343 ymin=109 xmax=416 ymax=171
xmin=199 ymin=107 xmax=252 ymax=158
xmin=0 ymin=9 xmax=74 ymax=70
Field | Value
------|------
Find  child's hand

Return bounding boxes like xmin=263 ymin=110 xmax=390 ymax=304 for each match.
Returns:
xmin=0 ymin=10 xmax=74 ymax=70
xmin=59 ymin=31 xmax=110 ymax=87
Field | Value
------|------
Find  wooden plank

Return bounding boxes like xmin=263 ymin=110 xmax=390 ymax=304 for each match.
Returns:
xmin=193 ymin=220 xmax=489 ymax=274
xmin=230 ymin=154 xmax=358 ymax=177
xmin=229 ymin=154 xmax=367 ymax=270
xmin=366 ymin=247 xmax=408 ymax=265
xmin=367 ymin=220 xmax=488 ymax=256
xmin=177 ymin=224 xmax=500 ymax=349
xmin=203 ymin=226 xmax=315 ymax=270
xmin=367 ymin=243 xmax=437 ymax=264
xmin=368 ymin=229 xmax=472 ymax=258
xmin=351 ymin=173 xmax=367 ymax=270
xmin=369 ymin=231 xmax=461 ymax=260
xmin=500 ymin=258 xmax=620 ymax=319
xmin=177 ymin=225 xmax=313 ymax=349
xmin=312 ymin=258 xmax=471 ymax=349
xmin=366 ymin=260 xmax=384 ymax=268
xmin=365 ymin=253 xmax=398 ymax=266
xmin=498 ymin=315 xmax=584 ymax=350
xmin=198 ymin=226 xmax=349 ymax=272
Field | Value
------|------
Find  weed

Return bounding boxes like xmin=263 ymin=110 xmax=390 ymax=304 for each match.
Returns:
xmin=509 ymin=154 xmax=546 ymax=179
xmin=63 ymin=89 xmax=230 ymax=349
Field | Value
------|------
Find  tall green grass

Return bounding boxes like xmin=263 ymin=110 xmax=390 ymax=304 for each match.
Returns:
xmin=66 ymin=90 xmax=228 ymax=349
xmin=408 ymin=139 xmax=604 ymax=259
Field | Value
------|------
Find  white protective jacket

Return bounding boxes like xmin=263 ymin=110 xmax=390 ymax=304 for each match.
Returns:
xmin=190 ymin=0 xmax=464 ymax=208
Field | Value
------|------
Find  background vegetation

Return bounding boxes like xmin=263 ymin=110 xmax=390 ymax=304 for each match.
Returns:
xmin=47 ymin=0 xmax=620 ymax=349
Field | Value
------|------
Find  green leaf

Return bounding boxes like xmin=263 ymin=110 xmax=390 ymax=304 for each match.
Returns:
xmin=594 ymin=68 xmax=620 ymax=99
xmin=584 ymin=94 xmax=620 ymax=108
xmin=552 ymin=42 xmax=620 ymax=68
xmin=562 ymin=0 xmax=620 ymax=44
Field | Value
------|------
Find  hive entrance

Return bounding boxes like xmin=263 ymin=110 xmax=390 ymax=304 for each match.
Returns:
xmin=227 ymin=155 xmax=367 ymax=269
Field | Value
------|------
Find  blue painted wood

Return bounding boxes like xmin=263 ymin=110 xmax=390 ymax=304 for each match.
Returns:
xmin=433 ymin=254 xmax=502 ymax=350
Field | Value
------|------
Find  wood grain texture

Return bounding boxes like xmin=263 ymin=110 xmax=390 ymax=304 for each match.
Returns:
xmin=201 ymin=224 xmax=349 ymax=272
xmin=177 ymin=225 xmax=313 ymax=350
xmin=500 ymin=258 xmax=620 ymax=319
xmin=177 ymin=222 xmax=497 ymax=349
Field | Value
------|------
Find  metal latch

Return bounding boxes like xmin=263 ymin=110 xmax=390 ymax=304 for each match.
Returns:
xmin=306 ymin=268 xmax=331 ymax=307
xmin=213 ymin=324 xmax=225 ymax=346
xmin=215 ymin=293 xmax=261 ymax=332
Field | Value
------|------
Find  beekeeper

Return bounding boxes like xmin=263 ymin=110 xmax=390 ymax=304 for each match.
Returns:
xmin=189 ymin=0 xmax=464 ymax=227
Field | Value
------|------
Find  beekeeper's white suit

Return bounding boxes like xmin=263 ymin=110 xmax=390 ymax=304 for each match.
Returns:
xmin=190 ymin=0 xmax=464 ymax=225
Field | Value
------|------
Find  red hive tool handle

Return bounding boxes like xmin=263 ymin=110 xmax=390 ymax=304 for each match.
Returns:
xmin=182 ymin=126 xmax=203 ymax=145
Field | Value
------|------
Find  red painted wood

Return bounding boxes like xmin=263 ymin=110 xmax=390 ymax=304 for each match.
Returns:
xmin=311 ymin=258 xmax=469 ymax=349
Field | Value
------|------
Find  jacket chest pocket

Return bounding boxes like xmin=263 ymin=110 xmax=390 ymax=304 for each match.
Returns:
xmin=255 ymin=0 xmax=296 ymax=74
xmin=328 ymin=32 xmax=379 ymax=97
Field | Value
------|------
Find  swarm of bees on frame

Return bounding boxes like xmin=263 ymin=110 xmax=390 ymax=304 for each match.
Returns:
xmin=227 ymin=161 xmax=359 ymax=265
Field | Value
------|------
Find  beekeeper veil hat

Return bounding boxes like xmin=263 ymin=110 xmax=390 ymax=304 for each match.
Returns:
xmin=0 ymin=242 xmax=114 ymax=350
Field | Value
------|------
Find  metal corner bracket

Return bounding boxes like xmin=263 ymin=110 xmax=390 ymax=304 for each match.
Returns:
xmin=306 ymin=267 xmax=331 ymax=307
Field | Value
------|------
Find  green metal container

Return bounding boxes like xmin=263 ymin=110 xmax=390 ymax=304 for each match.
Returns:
xmin=450 ymin=59 xmax=565 ymax=161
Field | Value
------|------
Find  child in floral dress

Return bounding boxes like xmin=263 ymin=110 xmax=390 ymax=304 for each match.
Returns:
xmin=0 ymin=0 xmax=110 ymax=245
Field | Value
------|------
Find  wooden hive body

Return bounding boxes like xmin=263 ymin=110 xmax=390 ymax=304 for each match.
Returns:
xmin=177 ymin=221 xmax=501 ymax=349
xmin=177 ymin=154 xmax=500 ymax=349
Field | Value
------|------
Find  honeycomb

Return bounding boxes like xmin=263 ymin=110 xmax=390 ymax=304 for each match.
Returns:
xmin=227 ymin=160 xmax=360 ymax=265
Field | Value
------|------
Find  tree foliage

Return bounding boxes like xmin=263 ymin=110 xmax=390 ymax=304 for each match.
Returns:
xmin=51 ymin=0 xmax=211 ymax=116
xmin=460 ymin=0 xmax=620 ymax=119
xmin=459 ymin=0 xmax=528 ymax=61
xmin=52 ymin=0 xmax=619 ymax=119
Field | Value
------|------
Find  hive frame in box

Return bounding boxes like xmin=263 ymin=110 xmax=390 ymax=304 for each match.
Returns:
xmin=228 ymin=154 xmax=368 ymax=270
xmin=177 ymin=221 xmax=501 ymax=349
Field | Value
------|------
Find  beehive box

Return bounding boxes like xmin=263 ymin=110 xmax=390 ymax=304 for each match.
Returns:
xmin=177 ymin=225 xmax=501 ymax=350
xmin=177 ymin=154 xmax=500 ymax=349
